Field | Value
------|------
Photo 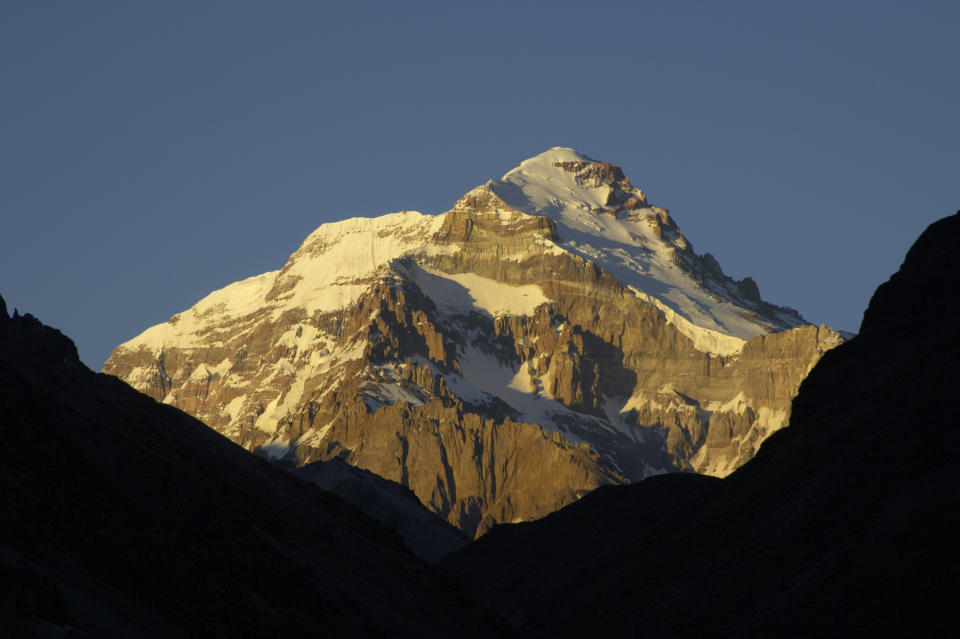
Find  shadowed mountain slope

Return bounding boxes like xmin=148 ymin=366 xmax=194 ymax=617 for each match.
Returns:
xmin=441 ymin=212 xmax=960 ymax=638
xmin=294 ymin=457 xmax=470 ymax=562
xmin=0 ymin=296 xmax=499 ymax=638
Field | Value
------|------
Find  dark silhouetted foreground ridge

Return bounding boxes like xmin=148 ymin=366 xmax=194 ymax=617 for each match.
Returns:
xmin=0 ymin=296 xmax=499 ymax=638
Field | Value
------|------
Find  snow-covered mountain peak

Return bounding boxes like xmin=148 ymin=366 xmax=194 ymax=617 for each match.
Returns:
xmin=104 ymin=148 xmax=845 ymax=536
xmin=487 ymin=149 xmax=806 ymax=349
xmin=507 ymin=146 xmax=597 ymax=172
xmin=495 ymin=147 xmax=640 ymax=215
xmin=116 ymin=149 xmax=807 ymax=363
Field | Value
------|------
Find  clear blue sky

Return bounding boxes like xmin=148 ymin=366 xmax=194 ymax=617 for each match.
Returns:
xmin=2 ymin=1 xmax=957 ymax=368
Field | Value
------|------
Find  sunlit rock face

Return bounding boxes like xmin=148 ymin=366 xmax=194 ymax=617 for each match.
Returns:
xmin=104 ymin=148 xmax=843 ymax=537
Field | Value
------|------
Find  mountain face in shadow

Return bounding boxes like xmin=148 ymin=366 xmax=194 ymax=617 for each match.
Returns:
xmin=294 ymin=457 xmax=470 ymax=563
xmin=0 ymin=298 xmax=498 ymax=638
xmin=441 ymin=212 xmax=960 ymax=638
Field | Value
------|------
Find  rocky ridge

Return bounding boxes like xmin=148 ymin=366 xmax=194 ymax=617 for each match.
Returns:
xmin=104 ymin=148 xmax=843 ymax=537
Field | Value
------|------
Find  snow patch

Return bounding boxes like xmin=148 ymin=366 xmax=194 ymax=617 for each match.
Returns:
xmin=508 ymin=362 xmax=536 ymax=393
xmin=716 ymin=391 xmax=751 ymax=415
xmin=631 ymin=288 xmax=746 ymax=356
xmin=272 ymin=211 xmax=446 ymax=317
xmin=407 ymin=266 xmax=551 ymax=317
xmin=259 ymin=439 xmax=293 ymax=461
xmin=222 ymin=395 xmax=247 ymax=422
xmin=118 ymin=271 xmax=277 ymax=353
xmin=445 ymin=345 xmax=593 ymax=447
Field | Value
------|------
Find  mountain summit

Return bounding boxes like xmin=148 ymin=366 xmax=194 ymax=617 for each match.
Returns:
xmin=491 ymin=148 xmax=806 ymax=348
xmin=104 ymin=149 xmax=842 ymax=537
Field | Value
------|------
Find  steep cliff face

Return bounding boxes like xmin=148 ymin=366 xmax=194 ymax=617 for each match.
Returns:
xmin=104 ymin=148 xmax=843 ymax=537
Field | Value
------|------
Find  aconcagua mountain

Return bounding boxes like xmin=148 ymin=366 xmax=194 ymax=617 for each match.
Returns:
xmin=104 ymin=148 xmax=843 ymax=537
